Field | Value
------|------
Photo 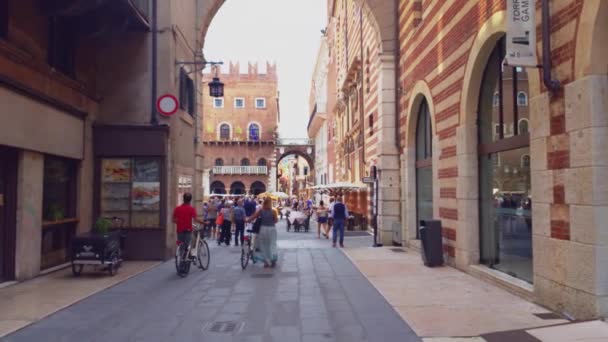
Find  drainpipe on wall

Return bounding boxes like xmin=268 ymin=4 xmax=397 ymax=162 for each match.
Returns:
xmin=150 ymin=0 xmax=158 ymax=125
xmin=193 ymin=0 xmax=200 ymax=145
xmin=541 ymin=0 xmax=560 ymax=94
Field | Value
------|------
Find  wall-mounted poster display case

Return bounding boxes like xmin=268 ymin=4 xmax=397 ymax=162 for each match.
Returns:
xmin=100 ymin=158 xmax=161 ymax=228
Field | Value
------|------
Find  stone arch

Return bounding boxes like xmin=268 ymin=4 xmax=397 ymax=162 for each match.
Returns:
xmin=230 ymin=181 xmax=246 ymax=195
xmin=276 ymin=150 xmax=314 ymax=173
xmin=576 ymin=0 xmax=608 ymax=78
xmin=200 ymin=0 xmax=395 ymax=54
xmin=457 ymin=10 xmax=512 ymax=267
xmin=403 ymin=81 xmax=439 ymax=243
xmin=210 ymin=181 xmax=226 ymax=195
xmin=405 ymin=81 xmax=436 ymax=148
xmin=250 ymin=181 xmax=266 ymax=196
xmin=354 ymin=0 xmax=397 ymax=54
xmin=460 ymin=11 xmax=506 ymax=125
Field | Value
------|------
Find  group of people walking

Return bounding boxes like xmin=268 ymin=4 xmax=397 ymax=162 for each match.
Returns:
xmin=202 ymin=196 xmax=279 ymax=268
xmin=174 ymin=193 xmax=351 ymax=270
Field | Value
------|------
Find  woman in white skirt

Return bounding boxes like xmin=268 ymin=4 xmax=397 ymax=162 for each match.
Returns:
xmin=247 ymin=197 xmax=278 ymax=268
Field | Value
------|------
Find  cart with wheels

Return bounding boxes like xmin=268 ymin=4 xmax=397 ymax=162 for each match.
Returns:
xmin=70 ymin=217 xmax=125 ymax=276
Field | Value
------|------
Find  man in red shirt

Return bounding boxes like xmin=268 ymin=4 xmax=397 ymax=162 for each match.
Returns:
xmin=173 ymin=193 xmax=205 ymax=256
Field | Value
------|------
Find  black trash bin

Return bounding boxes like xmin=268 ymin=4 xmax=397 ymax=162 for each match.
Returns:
xmin=419 ymin=219 xmax=444 ymax=267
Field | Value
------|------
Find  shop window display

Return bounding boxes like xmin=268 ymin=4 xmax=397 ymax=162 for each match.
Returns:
xmin=100 ymin=158 xmax=161 ymax=228
xmin=41 ymin=156 xmax=77 ymax=270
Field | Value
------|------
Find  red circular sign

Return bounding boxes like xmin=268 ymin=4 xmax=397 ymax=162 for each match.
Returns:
xmin=156 ymin=94 xmax=179 ymax=116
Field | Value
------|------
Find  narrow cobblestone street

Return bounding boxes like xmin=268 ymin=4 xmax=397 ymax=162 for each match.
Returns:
xmin=2 ymin=220 xmax=419 ymax=342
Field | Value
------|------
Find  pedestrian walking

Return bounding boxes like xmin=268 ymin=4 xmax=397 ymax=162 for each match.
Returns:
xmin=328 ymin=197 xmax=335 ymax=230
xmin=246 ymin=197 xmax=278 ymax=268
xmin=219 ymin=202 xmax=234 ymax=246
xmin=233 ymin=199 xmax=246 ymax=246
xmin=331 ymin=196 xmax=349 ymax=248
xmin=315 ymin=200 xmax=330 ymax=239
xmin=207 ymin=198 xmax=219 ymax=239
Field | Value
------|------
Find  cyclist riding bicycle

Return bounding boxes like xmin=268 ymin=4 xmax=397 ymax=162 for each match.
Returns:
xmin=173 ymin=193 xmax=205 ymax=258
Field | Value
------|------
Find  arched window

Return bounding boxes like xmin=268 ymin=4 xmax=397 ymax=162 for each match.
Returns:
xmin=517 ymin=92 xmax=528 ymax=106
xmin=248 ymin=123 xmax=260 ymax=141
xmin=210 ymin=181 xmax=226 ymax=195
xmin=241 ymin=158 xmax=250 ymax=166
xmin=518 ymin=119 xmax=529 ymax=134
xmin=493 ymin=92 xmax=500 ymax=107
xmin=230 ymin=181 xmax=245 ymax=195
xmin=521 ymin=155 xmax=531 ymax=168
xmin=220 ymin=123 xmax=231 ymax=140
xmin=257 ymin=158 xmax=267 ymax=166
xmin=250 ymin=181 xmax=266 ymax=196
xmin=478 ymin=36 xmax=532 ymax=283
xmin=415 ymin=98 xmax=433 ymax=239
xmin=214 ymin=158 xmax=224 ymax=166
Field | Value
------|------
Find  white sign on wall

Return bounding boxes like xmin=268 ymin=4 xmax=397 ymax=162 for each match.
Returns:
xmin=505 ymin=0 xmax=537 ymax=67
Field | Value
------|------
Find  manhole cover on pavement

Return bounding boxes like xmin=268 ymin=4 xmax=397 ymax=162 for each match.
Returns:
xmin=204 ymin=321 xmax=244 ymax=334
xmin=251 ymin=273 xmax=274 ymax=278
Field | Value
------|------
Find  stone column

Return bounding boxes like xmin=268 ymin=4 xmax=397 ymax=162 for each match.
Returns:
xmin=455 ymin=122 xmax=480 ymax=269
xmin=15 ymin=151 xmax=43 ymax=281
xmin=375 ymin=53 xmax=401 ymax=245
xmin=202 ymin=169 xmax=211 ymax=197
xmin=268 ymin=165 xmax=277 ymax=192
xmin=532 ymin=74 xmax=608 ymax=319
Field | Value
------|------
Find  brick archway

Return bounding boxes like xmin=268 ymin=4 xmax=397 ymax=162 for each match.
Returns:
xmin=198 ymin=0 xmax=396 ymax=55
xmin=275 ymin=148 xmax=314 ymax=172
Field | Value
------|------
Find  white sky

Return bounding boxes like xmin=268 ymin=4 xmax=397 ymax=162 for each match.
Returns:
xmin=204 ymin=0 xmax=327 ymax=139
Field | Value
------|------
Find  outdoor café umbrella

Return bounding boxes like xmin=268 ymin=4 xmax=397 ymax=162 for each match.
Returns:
xmin=271 ymin=191 xmax=289 ymax=199
xmin=257 ymin=192 xmax=278 ymax=200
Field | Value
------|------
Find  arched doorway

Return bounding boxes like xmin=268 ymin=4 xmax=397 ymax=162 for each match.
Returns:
xmin=230 ymin=181 xmax=246 ymax=195
xmin=478 ymin=36 xmax=532 ymax=283
xmin=415 ymin=98 xmax=433 ymax=239
xmin=210 ymin=181 xmax=226 ymax=195
xmin=250 ymin=181 xmax=266 ymax=196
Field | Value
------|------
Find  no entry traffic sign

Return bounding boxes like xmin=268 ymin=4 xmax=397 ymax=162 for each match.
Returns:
xmin=156 ymin=94 xmax=179 ymax=116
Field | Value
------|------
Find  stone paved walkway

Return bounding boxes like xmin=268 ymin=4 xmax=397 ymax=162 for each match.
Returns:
xmin=2 ymin=221 xmax=419 ymax=342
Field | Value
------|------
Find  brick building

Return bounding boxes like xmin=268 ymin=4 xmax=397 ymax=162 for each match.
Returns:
xmin=394 ymin=0 xmax=608 ymax=319
xmin=305 ymin=0 xmax=608 ymax=320
xmin=201 ymin=62 xmax=279 ymax=197
xmin=0 ymin=0 xmax=214 ymax=282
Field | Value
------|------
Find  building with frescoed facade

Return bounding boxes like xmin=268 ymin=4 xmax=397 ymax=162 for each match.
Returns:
xmin=200 ymin=62 xmax=279 ymax=197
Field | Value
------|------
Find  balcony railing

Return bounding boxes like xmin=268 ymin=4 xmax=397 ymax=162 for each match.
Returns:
xmin=276 ymin=138 xmax=315 ymax=146
xmin=213 ymin=166 xmax=268 ymax=175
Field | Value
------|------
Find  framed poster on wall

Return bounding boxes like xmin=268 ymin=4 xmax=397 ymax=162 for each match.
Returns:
xmin=100 ymin=158 xmax=161 ymax=228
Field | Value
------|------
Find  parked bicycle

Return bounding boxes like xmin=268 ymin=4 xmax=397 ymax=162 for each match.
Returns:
xmin=240 ymin=229 xmax=257 ymax=270
xmin=175 ymin=223 xmax=210 ymax=277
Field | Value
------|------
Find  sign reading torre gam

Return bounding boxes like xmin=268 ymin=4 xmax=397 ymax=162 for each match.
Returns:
xmin=506 ymin=0 xmax=537 ymax=67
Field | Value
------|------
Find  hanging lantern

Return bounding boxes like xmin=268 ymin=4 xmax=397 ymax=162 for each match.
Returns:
xmin=208 ymin=77 xmax=224 ymax=98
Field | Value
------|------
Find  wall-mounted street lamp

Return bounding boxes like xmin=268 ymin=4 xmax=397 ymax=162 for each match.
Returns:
xmin=175 ymin=56 xmax=224 ymax=98
xmin=208 ymin=67 xmax=224 ymax=98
